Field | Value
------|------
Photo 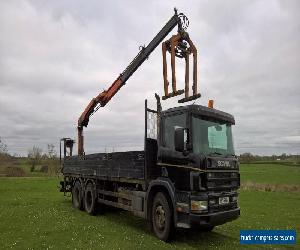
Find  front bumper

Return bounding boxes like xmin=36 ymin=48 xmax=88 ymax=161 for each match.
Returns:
xmin=176 ymin=208 xmax=240 ymax=228
xmin=189 ymin=208 xmax=240 ymax=227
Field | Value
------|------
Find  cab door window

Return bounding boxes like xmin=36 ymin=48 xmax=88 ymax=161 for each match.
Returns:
xmin=164 ymin=113 xmax=186 ymax=150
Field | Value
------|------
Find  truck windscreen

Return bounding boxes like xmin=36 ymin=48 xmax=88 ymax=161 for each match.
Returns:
xmin=192 ymin=116 xmax=235 ymax=156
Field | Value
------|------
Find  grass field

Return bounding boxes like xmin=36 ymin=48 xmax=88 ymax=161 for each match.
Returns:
xmin=240 ymin=163 xmax=300 ymax=185
xmin=0 ymin=163 xmax=299 ymax=249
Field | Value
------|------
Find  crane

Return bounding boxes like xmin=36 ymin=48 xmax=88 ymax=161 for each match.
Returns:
xmin=77 ymin=9 xmax=200 ymax=155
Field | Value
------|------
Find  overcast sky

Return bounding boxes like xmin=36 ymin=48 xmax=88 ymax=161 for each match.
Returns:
xmin=0 ymin=0 xmax=299 ymax=156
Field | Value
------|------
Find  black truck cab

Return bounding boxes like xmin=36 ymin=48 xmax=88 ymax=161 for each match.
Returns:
xmin=154 ymin=104 xmax=240 ymax=229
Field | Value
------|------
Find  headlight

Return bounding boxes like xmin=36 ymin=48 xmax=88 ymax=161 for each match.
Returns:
xmin=191 ymin=200 xmax=208 ymax=212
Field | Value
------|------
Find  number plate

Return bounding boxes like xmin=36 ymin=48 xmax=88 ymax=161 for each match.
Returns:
xmin=219 ymin=197 xmax=229 ymax=205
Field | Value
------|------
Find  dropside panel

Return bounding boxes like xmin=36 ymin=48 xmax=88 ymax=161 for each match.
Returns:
xmin=63 ymin=151 xmax=145 ymax=179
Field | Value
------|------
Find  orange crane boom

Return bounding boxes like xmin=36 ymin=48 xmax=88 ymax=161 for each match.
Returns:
xmin=77 ymin=9 xmax=200 ymax=155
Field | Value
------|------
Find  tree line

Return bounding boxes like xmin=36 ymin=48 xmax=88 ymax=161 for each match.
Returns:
xmin=27 ymin=144 xmax=58 ymax=172
xmin=0 ymin=138 xmax=60 ymax=174
xmin=239 ymin=152 xmax=300 ymax=163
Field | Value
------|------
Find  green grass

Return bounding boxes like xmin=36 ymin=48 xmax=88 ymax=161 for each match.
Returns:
xmin=240 ymin=163 xmax=300 ymax=185
xmin=0 ymin=177 xmax=299 ymax=249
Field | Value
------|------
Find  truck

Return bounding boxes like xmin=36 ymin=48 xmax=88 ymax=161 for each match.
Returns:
xmin=60 ymin=9 xmax=240 ymax=241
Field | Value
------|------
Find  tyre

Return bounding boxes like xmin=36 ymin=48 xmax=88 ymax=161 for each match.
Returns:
xmin=72 ymin=181 xmax=84 ymax=210
xmin=84 ymin=182 xmax=97 ymax=215
xmin=151 ymin=192 xmax=173 ymax=241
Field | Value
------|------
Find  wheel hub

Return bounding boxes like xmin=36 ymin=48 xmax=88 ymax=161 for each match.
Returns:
xmin=155 ymin=205 xmax=166 ymax=230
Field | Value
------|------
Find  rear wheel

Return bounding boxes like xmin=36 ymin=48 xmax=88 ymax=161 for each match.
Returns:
xmin=72 ymin=181 xmax=84 ymax=210
xmin=84 ymin=182 xmax=97 ymax=215
xmin=151 ymin=192 xmax=173 ymax=241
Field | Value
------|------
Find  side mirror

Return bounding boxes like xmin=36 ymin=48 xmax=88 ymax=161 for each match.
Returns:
xmin=174 ymin=128 xmax=185 ymax=152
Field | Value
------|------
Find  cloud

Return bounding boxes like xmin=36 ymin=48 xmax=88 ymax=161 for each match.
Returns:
xmin=0 ymin=0 xmax=299 ymax=156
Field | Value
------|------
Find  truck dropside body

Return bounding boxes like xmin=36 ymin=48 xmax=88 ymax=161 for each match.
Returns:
xmin=61 ymin=102 xmax=240 ymax=236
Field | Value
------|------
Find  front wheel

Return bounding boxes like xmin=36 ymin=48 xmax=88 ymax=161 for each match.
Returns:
xmin=151 ymin=192 xmax=173 ymax=241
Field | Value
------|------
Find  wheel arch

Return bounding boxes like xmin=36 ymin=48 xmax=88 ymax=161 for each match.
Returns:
xmin=72 ymin=176 xmax=83 ymax=187
xmin=146 ymin=178 xmax=176 ymax=222
xmin=84 ymin=178 xmax=96 ymax=190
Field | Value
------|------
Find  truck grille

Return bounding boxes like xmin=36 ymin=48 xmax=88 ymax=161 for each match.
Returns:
xmin=205 ymin=171 xmax=240 ymax=190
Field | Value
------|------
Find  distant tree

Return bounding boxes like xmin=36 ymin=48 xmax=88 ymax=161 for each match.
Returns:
xmin=239 ymin=152 xmax=255 ymax=163
xmin=47 ymin=144 xmax=57 ymax=159
xmin=12 ymin=153 xmax=20 ymax=158
xmin=28 ymin=146 xmax=42 ymax=172
xmin=0 ymin=137 xmax=8 ymax=154
xmin=281 ymin=153 xmax=287 ymax=160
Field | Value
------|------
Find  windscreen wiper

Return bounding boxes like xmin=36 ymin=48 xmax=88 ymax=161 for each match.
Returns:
xmin=208 ymin=152 xmax=222 ymax=156
xmin=225 ymin=153 xmax=237 ymax=158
